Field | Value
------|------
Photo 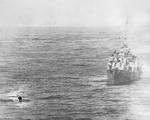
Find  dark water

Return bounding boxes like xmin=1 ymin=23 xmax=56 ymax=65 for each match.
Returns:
xmin=0 ymin=27 xmax=149 ymax=120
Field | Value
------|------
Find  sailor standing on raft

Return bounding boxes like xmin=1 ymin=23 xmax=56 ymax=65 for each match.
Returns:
xmin=18 ymin=96 xmax=23 ymax=102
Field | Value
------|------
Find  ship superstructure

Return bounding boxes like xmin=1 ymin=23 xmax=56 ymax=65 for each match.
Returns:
xmin=107 ymin=44 xmax=141 ymax=85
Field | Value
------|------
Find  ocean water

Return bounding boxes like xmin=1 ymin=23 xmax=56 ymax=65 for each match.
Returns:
xmin=0 ymin=27 xmax=149 ymax=120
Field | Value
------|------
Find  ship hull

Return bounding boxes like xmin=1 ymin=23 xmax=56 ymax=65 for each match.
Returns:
xmin=107 ymin=69 xmax=141 ymax=85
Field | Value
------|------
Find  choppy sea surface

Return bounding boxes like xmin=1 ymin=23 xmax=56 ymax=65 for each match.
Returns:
xmin=0 ymin=27 xmax=150 ymax=120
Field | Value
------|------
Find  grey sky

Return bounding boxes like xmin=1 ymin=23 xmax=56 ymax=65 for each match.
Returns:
xmin=0 ymin=0 xmax=150 ymax=28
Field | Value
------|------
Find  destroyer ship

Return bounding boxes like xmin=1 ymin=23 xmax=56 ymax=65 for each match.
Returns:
xmin=107 ymin=19 xmax=142 ymax=85
xmin=107 ymin=43 xmax=142 ymax=85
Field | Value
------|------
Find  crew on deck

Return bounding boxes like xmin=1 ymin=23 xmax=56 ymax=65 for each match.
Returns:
xmin=107 ymin=45 xmax=138 ymax=72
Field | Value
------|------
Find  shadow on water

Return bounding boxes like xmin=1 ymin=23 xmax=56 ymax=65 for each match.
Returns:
xmin=38 ymin=95 xmax=64 ymax=100
xmin=0 ymin=99 xmax=14 ymax=102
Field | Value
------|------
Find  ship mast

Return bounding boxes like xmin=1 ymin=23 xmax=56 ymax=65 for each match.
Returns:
xmin=123 ymin=19 xmax=128 ymax=45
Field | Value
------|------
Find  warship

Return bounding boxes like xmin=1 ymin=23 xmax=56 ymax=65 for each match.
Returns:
xmin=106 ymin=21 xmax=142 ymax=85
xmin=107 ymin=44 xmax=142 ymax=85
